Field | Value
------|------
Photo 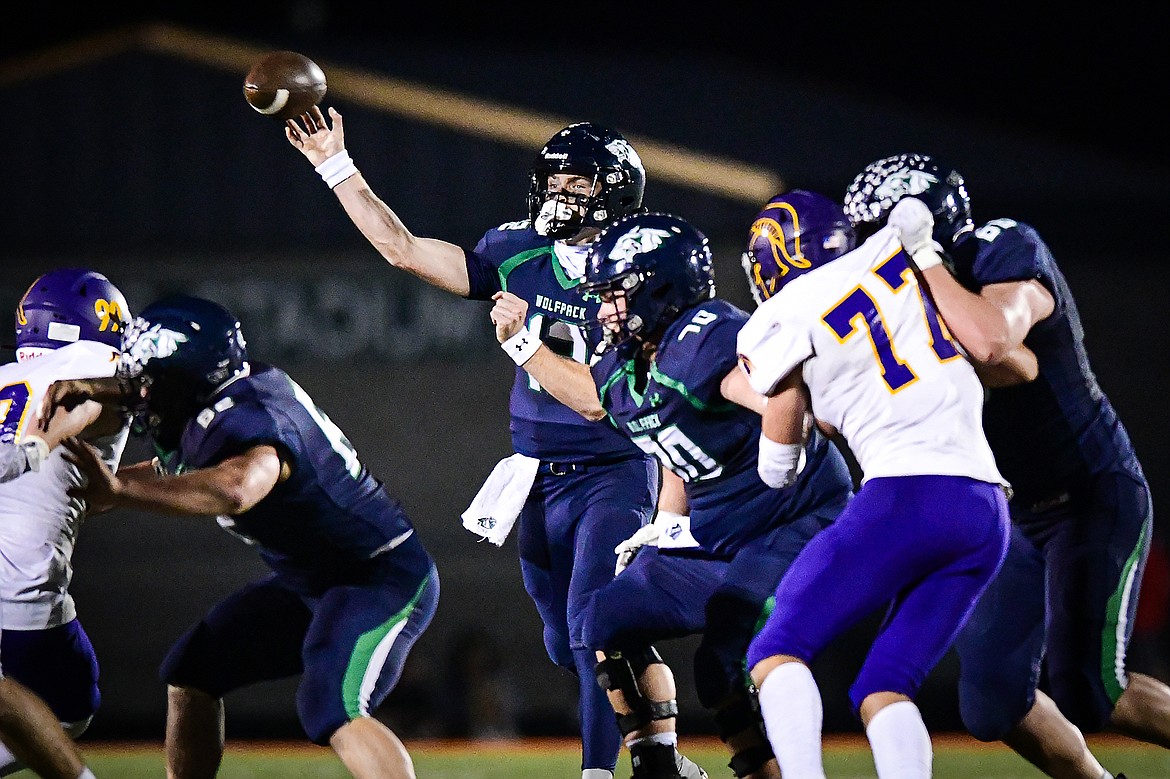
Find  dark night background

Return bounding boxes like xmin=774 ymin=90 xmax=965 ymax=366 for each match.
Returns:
xmin=2 ymin=0 xmax=1167 ymax=748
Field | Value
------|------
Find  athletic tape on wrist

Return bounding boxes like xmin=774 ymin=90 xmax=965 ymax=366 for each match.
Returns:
xmin=910 ymin=245 xmax=944 ymax=271
xmin=22 ymin=436 xmax=50 ymax=472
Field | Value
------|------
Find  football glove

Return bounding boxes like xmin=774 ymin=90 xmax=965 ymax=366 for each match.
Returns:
xmin=614 ymin=511 xmax=687 ymax=576
xmin=888 ymin=197 xmax=944 ymax=270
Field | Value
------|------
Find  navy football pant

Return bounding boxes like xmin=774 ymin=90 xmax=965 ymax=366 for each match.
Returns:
xmin=159 ymin=566 xmax=439 ymax=744
xmin=956 ymin=467 xmax=1152 ymax=738
xmin=517 ymin=456 xmax=657 ymax=770
xmin=583 ymin=506 xmax=841 ymax=709
xmin=748 ymin=475 xmax=1009 ymax=715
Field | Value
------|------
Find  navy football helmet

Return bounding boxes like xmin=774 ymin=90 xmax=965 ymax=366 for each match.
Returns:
xmin=14 ymin=268 xmax=130 ymax=358
xmin=527 ymin=122 xmax=646 ymax=239
xmin=741 ymin=190 xmax=857 ymax=305
xmin=843 ymin=153 xmax=974 ymax=249
xmin=118 ymin=294 xmax=248 ymax=450
xmin=583 ymin=212 xmax=715 ymax=355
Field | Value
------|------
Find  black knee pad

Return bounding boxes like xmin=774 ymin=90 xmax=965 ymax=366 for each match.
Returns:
xmin=595 ymin=647 xmax=677 ymax=735
xmin=696 ymin=591 xmax=767 ymax=707
xmin=712 ymin=684 xmax=775 ymax=778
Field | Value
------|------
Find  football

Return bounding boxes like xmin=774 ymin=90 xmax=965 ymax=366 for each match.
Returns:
xmin=242 ymin=50 xmax=327 ymax=120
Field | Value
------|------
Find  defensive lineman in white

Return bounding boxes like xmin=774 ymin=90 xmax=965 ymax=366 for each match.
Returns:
xmin=0 ymin=268 xmax=131 ymax=778
xmin=734 ymin=190 xmax=1017 ymax=778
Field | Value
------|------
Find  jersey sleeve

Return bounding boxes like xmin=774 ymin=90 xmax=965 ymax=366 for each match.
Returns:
xmin=664 ymin=305 xmax=744 ymax=401
xmin=970 ymin=221 xmax=1053 ymax=292
xmin=465 ymin=229 xmax=507 ymax=300
xmin=736 ymin=296 xmax=813 ymax=397
xmin=0 ymin=442 xmax=37 ymax=482
xmin=183 ymin=401 xmax=285 ymax=470
xmin=589 ymin=349 xmax=621 ymax=400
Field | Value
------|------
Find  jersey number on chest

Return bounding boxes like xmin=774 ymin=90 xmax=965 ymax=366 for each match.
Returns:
xmin=821 ymin=255 xmax=961 ymax=392
xmin=0 ymin=381 xmax=32 ymax=444
xmin=631 ymin=424 xmax=723 ymax=482
xmin=524 ymin=314 xmax=589 ymax=393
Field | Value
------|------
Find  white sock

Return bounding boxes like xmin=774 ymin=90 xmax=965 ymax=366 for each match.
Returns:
xmin=582 ymin=770 xmax=614 ymax=779
xmin=76 ymin=770 xmax=97 ymax=779
xmin=757 ymin=663 xmax=826 ymax=779
xmin=865 ymin=700 xmax=932 ymax=779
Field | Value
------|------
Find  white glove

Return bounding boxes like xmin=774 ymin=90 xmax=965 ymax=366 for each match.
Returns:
xmin=888 ymin=197 xmax=944 ymax=270
xmin=614 ymin=513 xmax=680 ymax=576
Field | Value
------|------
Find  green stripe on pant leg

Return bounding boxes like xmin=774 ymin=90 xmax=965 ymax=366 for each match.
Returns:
xmin=1101 ymin=519 xmax=1150 ymax=703
xmin=342 ymin=577 xmax=429 ymax=719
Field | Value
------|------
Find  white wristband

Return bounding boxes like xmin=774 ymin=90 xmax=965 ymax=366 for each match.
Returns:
xmin=500 ymin=326 xmax=541 ymax=366
xmin=315 ymin=151 xmax=359 ymax=189
xmin=22 ymin=436 xmax=51 ymax=472
xmin=757 ymin=436 xmax=804 ymax=489
xmin=909 ymin=244 xmax=944 ymax=271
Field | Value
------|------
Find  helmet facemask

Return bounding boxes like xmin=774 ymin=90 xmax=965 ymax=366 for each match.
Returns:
xmin=530 ymin=169 xmax=606 ymax=239
xmin=584 ymin=271 xmax=647 ymax=354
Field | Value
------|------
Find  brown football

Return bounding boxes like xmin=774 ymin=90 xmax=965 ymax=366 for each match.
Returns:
xmin=242 ymin=50 xmax=327 ymax=120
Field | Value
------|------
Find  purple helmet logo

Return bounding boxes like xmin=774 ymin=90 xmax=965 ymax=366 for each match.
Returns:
xmin=15 ymin=268 xmax=130 ymax=355
xmin=742 ymin=190 xmax=856 ymax=305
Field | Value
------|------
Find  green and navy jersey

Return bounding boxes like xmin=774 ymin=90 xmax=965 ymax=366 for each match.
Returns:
xmin=589 ymin=299 xmax=853 ymax=557
xmin=170 ymin=363 xmax=432 ymax=596
xmin=949 ymin=220 xmax=1143 ymax=503
xmin=465 ymin=220 xmax=644 ymax=462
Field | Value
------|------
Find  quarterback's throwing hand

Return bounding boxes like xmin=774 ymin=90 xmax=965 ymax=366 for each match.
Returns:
xmin=285 ymin=106 xmax=346 ymax=167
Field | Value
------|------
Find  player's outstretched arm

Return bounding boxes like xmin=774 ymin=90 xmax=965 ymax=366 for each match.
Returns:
xmin=489 ymin=291 xmax=605 ymax=420
xmin=888 ymin=197 xmax=1052 ymax=365
xmin=37 ymin=377 xmax=140 ymax=432
xmin=286 ymin=106 xmax=472 ymax=296
xmin=0 ymin=401 xmax=105 ymax=482
xmin=920 ymin=267 xmax=1052 ymax=366
xmin=62 ymin=439 xmax=282 ymax=517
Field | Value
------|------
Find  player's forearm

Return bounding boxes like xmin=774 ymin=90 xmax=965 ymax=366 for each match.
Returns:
xmin=333 ymin=175 xmax=471 ymax=296
xmin=761 ymin=372 xmax=808 ymax=445
xmin=720 ymin=366 xmax=766 ymax=415
xmin=114 ymin=457 xmax=276 ymax=516
xmin=975 ymin=343 xmax=1039 ymax=387
xmin=658 ymin=469 xmax=689 ymax=515
xmin=523 ymin=347 xmax=607 ymax=421
xmin=114 ymin=473 xmax=251 ymax=516
xmin=919 ymin=266 xmax=1017 ymax=364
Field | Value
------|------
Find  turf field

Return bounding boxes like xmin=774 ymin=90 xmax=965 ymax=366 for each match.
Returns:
xmin=84 ymin=735 xmax=1170 ymax=777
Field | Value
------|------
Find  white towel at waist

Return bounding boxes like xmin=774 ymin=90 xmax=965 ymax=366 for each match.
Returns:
xmin=461 ymin=453 xmax=540 ymax=546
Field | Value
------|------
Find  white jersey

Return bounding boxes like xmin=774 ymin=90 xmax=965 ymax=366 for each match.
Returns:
xmin=737 ymin=227 xmax=1006 ymax=487
xmin=0 ymin=341 xmax=128 ymax=629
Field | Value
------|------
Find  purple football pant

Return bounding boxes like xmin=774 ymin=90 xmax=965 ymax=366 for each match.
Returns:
xmin=747 ymin=474 xmax=1009 ymax=714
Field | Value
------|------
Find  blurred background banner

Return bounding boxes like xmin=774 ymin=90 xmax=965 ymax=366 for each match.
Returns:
xmin=2 ymin=6 xmax=1167 ymax=743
